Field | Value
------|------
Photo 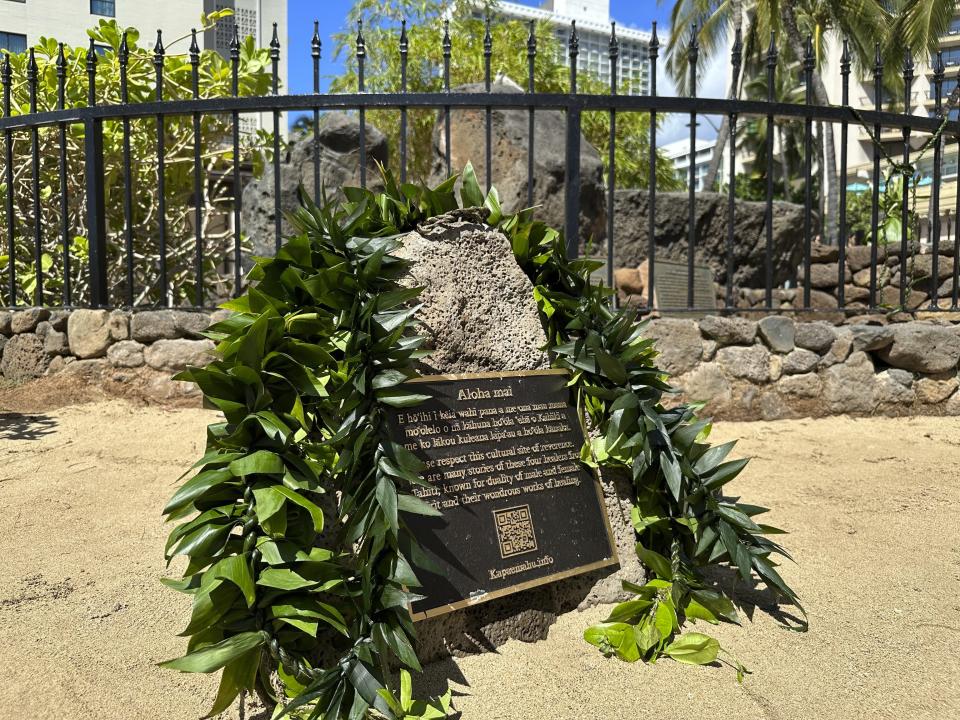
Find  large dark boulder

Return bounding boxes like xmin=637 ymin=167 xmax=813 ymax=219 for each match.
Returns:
xmin=606 ymin=190 xmax=811 ymax=289
xmin=242 ymin=112 xmax=388 ymax=259
xmin=428 ymin=77 xmax=606 ymax=245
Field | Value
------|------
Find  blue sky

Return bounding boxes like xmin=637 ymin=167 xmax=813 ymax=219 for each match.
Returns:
xmin=286 ymin=1 xmax=723 ymax=144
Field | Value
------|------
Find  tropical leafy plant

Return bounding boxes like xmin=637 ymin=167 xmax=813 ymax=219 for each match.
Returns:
xmin=162 ymin=162 xmax=801 ymax=718
xmin=0 ymin=13 xmax=275 ymax=307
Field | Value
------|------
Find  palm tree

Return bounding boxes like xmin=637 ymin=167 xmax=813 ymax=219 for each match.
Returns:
xmin=884 ymin=0 xmax=957 ymax=70
xmin=665 ymin=0 xmax=887 ymax=242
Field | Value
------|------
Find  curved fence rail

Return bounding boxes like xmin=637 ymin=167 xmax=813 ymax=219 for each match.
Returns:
xmin=1 ymin=17 xmax=959 ymax=317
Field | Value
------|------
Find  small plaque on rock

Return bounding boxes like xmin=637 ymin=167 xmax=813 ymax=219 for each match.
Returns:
xmin=384 ymin=370 xmax=618 ymax=620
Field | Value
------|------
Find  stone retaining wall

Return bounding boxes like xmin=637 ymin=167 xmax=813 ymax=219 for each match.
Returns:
xmin=649 ymin=315 xmax=960 ymax=419
xmin=616 ymin=242 xmax=960 ymax=322
xmin=0 ymin=308 xmax=228 ymax=403
xmin=3 ymin=308 xmax=959 ymax=419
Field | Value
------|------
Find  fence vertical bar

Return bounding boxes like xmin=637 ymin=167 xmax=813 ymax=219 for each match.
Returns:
xmin=564 ymin=21 xmax=581 ymax=260
xmin=312 ymin=22 xmax=321 ymax=205
xmin=802 ymin=36 xmax=814 ymax=310
xmin=930 ymin=51 xmax=945 ymax=309
xmin=527 ymin=21 xmax=536 ymax=209
xmin=357 ymin=21 xmax=367 ymax=189
xmin=726 ymin=28 xmax=742 ymax=311
xmin=190 ymin=30 xmax=203 ymax=308
xmin=443 ymin=20 xmax=452 ymax=178
xmin=838 ymin=40 xmax=850 ymax=307
xmin=954 ymin=132 xmax=960 ymax=309
xmin=2 ymin=53 xmax=14 ymax=306
xmin=484 ymin=15 xmax=493 ymax=192
xmin=869 ymin=43 xmax=882 ymax=308
xmin=56 ymin=42 xmax=72 ymax=306
xmin=86 ymin=40 xmax=108 ymax=308
xmin=606 ymin=23 xmax=618 ymax=298
xmin=764 ymin=33 xmax=777 ymax=309
xmin=647 ymin=23 xmax=659 ymax=313
xmin=154 ymin=31 xmax=168 ymax=306
xmin=399 ymin=20 xmax=409 ymax=184
xmin=119 ymin=33 xmax=133 ymax=306
xmin=686 ymin=27 xmax=698 ymax=309
xmin=900 ymin=50 xmax=913 ymax=308
xmin=27 ymin=49 xmax=42 ymax=306
xmin=230 ymin=25 xmax=242 ymax=297
xmin=270 ymin=24 xmax=282 ymax=253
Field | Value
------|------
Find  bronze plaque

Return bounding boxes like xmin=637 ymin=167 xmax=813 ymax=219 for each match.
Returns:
xmin=653 ymin=259 xmax=717 ymax=317
xmin=385 ymin=369 xmax=618 ymax=620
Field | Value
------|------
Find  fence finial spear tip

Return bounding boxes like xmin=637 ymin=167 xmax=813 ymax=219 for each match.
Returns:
xmin=271 ymin=22 xmax=280 ymax=49
xmin=87 ymin=36 xmax=98 ymax=66
xmin=119 ymin=31 xmax=128 ymax=60
xmin=569 ymin=20 xmax=579 ymax=54
xmin=311 ymin=21 xmax=321 ymax=58
xmin=874 ymin=41 xmax=883 ymax=75
xmin=154 ymin=29 xmax=164 ymax=55
xmin=57 ymin=41 xmax=66 ymax=68
xmin=190 ymin=28 xmax=200 ymax=59
xmin=840 ymin=37 xmax=850 ymax=66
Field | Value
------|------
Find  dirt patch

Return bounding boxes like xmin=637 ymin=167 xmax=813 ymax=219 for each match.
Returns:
xmin=0 ymin=369 xmax=202 ymax=414
xmin=0 ymin=402 xmax=957 ymax=719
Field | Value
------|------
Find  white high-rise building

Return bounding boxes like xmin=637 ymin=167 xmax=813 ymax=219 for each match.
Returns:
xmin=487 ymin=0 xmax=652 ymax=95
xmin=660 ymin=137 xmax=723 ymax=192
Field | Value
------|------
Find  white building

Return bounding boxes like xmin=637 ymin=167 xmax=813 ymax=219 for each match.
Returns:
xmin=487 ymin=0 xmax=652 ymax=95
xmin=0 ymin=0 xmax=286 ymax=89
xmin=661 ymin=137 xmax=722 ymax=192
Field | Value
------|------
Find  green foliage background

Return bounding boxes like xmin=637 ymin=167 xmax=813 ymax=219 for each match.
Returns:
xmin=0 ymin=16 xmax=274 ymax=307
xmin=328 ymin=0 xmax=682 ymax=190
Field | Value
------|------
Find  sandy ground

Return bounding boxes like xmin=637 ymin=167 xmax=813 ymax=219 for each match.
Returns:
xmin=0 ymin=399 xmax=958 ymax=720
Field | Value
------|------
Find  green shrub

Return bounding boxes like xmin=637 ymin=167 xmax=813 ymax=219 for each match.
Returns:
xmin=0 ymin=14 xmax=274 ymax=306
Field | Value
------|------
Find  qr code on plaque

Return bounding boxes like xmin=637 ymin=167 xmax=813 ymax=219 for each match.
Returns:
xmin=493 ymin=505 xmax=538 ymax=559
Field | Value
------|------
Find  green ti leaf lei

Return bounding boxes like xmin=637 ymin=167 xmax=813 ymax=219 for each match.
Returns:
xmin=161 ymin=163 xmax=803 ymax=718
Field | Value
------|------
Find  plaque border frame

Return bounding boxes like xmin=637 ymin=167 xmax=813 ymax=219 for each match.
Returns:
xmin=402 ymin=369 xmax=620 ymax=621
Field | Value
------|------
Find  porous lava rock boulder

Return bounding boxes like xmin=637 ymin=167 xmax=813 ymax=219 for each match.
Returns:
xmin=0 ymin=333 xmax=48 ymax=381
xmin=609 ymin=190 xmax=810 ymax=289
xmin=243 ymin=112 xmax=389 ymax=260
xmin=428 ymin=77 xmax=606 ymax=246
xmin=395 ymin=210 xmax=641 ymax=661
xmin=396 ymin=210 xmax=548 ymax=374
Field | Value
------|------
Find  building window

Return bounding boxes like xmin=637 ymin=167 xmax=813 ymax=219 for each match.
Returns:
xmin=0 ymin=31 xmax=27 ymax=55
xmin=90 ymin=0 xmax=116 ymax=17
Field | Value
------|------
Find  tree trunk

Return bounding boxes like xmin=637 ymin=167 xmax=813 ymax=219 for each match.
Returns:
xmin=779 ymin=126 xmax=791 ymax=196
xmin=703 ymin=1 xmax=744 ymax=190
xmin=780 ymin=4 xmax=839 ymax=242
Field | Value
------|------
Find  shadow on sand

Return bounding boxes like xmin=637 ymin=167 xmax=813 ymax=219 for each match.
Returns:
xmin=0 ymin=412 xmax=58 ymax=441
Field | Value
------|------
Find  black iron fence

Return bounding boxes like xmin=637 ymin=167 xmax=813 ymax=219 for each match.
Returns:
xmin=1 ymin=16 xmax=960 ymax=316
